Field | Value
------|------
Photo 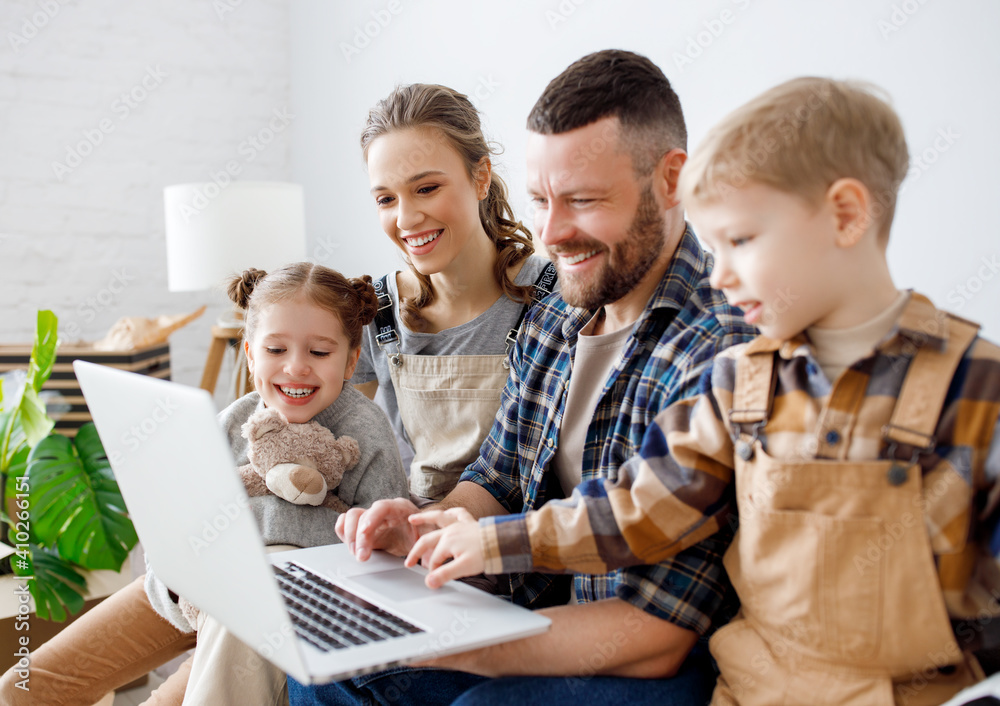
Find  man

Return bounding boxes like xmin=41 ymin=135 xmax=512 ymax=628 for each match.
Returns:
xmin=292 ymin=49 xmax=755 ymax=705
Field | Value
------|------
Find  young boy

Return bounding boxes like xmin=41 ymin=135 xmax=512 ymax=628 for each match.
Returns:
xmin=406 ymin=77 xmax=1000 ymax=705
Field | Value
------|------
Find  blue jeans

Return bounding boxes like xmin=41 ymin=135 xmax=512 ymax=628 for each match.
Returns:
xmin=289 ymin=667 xmax=488 ymax=706
xmin=289 ymin=648 xmax=715 ymax=706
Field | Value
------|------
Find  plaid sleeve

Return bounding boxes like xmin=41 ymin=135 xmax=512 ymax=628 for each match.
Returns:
xmin=616 ymin=527 xmax=733 ymax=635
xmin=481 ymin=362 xmax=738 ymax=575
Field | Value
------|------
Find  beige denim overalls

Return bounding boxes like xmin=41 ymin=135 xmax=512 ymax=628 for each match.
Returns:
xmin=373 ymin=266 xmax=556 ymax=501
xmin=711 ymin=315 xmax=983 ymax=705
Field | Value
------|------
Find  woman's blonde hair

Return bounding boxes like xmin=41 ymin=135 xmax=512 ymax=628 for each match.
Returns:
xmin=679 ymin=77 xmax=910 ymax=240
xmin=228 ymin=262 xmax=378 ymax=349
xmin=361 ymin=83 xmax=534 ymax=331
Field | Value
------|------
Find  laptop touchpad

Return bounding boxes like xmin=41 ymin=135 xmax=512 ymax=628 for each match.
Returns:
xmin=349 ymin=568 xmax=457 ymax=602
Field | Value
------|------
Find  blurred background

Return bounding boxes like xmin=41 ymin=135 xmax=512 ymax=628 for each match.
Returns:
xmin=3 ymin=0 xmax=998 ymax=389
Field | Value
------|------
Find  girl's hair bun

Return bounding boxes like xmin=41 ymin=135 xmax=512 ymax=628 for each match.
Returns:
xmin=227 ymin=267 xmax=268 ymax=309
xmin=350 ymin=274 xmax=378 ymax=326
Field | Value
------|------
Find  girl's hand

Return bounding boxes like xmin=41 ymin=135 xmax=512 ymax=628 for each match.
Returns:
xmin=336 ymin=498 xmax=421 ymax=561
xmin=405 ymin=509 xmax=485 ymax=589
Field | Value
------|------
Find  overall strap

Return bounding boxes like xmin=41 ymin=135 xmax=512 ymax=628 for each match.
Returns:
xmin=503 ymin=261 xmax=558 ymax=365
xmin=729 ymin=346 xmax=777 ymax=425
xmin=883 ymin=314 xmax=980 ymax=453
xmin=728 ymin=342 xmax=778 ymax=460
xmin=374 ymin=264 xmax=558 ymax=369
xmin=372 ymin=274 xmax=401 ymax=367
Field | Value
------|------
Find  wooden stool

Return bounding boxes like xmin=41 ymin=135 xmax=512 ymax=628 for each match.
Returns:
xmin=199 ymin=325 xmax=252 ymax=396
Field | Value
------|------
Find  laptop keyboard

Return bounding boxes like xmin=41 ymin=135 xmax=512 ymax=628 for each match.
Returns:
xmin=274 ymin=562 xmax=424 ymax=653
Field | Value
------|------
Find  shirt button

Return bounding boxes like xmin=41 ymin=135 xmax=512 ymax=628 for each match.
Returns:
xmin=547 ymin=438 xmax=555 ymax=448
xmin=825 ymin=430 xmax=841 ymax=445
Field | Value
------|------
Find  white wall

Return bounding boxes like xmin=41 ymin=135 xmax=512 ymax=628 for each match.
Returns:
xmin=4 ymin=0 xmax=997 ymax=392
xmin=290 ymin=0 xmax=1000 ymax=339
xmin=1 ymin=0 xmax=293 ymax=387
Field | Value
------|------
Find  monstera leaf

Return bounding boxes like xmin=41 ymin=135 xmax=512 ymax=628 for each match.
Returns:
xmin=12 ymin=543 xmax=87 ymax=622
xmin=25 ymin=423 xmax=137 ymax=571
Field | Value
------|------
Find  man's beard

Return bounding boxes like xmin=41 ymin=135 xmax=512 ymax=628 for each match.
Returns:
xmin=554 ymin=185 xmax=666 ymax=310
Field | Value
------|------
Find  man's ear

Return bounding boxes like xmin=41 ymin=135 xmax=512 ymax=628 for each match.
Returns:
xmin=475 ymin=156 xmax=492 ymax=200
xmin=652 ymin=149 xmax=688 ymax=210
xmin=827 ymin=178 xmax=872 ymax=248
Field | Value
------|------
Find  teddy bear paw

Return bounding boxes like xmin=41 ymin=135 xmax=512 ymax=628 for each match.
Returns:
xmin=265 ymin=463 xmax=328 ymax=505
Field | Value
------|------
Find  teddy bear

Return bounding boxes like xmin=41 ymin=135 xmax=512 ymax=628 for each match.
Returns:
xmin=178 ymin=408 xmax=359 ymax=630
xmin=237 ymin=407 xmax=359 ymax=513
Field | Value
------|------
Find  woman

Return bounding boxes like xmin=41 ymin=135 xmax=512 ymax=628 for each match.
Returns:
xmin=0 ymin=84 xmax=554 ymax=705
xmin=352 ymin=83 xmax=555 ymax=502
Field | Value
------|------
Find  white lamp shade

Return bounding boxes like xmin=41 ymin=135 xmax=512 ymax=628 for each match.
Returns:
xmin=164 ymin=181 xmax=307 ymax=292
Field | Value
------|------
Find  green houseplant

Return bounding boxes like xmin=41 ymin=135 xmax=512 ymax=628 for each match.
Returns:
xmin=0 ymin=310 xmax=138 ymax=620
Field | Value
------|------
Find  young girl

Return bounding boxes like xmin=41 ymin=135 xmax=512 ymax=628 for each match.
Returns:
xmin=0 ymin=263 xmax=408 ymax=705
xmin=352 ymin=83 xmax=556 ymax=503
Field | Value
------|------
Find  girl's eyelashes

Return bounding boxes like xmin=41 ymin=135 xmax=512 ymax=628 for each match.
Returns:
xmin=730 ymin=235 xmax=755 ymax=247
xmin=264 ymin=347 xmax=330 ymax=357
xmin=416 ymin=184 xmax=439 ymax=195
xmin=375 ymin=195 xmax=394 ymax=207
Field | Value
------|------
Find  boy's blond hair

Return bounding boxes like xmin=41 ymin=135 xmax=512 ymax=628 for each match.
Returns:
xmin=679 ymin=77 xmax=909 ymax=240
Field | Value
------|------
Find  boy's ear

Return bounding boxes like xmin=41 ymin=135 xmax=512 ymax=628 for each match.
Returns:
xmin=652 ymin=149 xmax=688 ymax=210
xmin=826 ymin=178 xmax=872 ymax=248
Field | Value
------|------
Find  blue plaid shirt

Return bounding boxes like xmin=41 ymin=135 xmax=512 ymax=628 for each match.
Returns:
xmin=460 ymin=227 xmax=757 ymax=635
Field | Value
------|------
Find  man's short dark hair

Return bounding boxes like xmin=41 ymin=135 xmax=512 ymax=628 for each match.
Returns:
xmin=527 ymin=49 xmax=687 ymax=175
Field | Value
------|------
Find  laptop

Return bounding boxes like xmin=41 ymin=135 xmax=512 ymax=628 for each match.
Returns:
xmin=73 ymin=360 xmax=550 ymax=685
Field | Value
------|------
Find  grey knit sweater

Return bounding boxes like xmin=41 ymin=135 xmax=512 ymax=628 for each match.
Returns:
xmin=145 ymin=385 xmax=408 ymax=632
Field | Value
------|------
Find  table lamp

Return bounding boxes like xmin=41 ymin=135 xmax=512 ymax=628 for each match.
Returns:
xmin=163 ymin=181 xmax=307 ymax=395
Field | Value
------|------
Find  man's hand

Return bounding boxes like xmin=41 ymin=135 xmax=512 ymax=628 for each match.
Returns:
xmin=405 ymin=509 xmax=485 ymax=588
xmin=335 ymin=497 xmax=421 ymax=561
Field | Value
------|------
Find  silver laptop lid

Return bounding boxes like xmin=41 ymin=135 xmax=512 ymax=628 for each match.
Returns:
xmin=73 ymin=361 xmax=307 ymax=681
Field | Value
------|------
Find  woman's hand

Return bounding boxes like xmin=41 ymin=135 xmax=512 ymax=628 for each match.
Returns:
xmin=335 ymin=497 xmax=420 ymax=561
xmin=405 ymin=508 xmax=485 ymax=588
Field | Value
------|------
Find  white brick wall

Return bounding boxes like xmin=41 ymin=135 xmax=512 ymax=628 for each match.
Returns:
xmin=0 ymin=0 xmax=293 ymax=392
